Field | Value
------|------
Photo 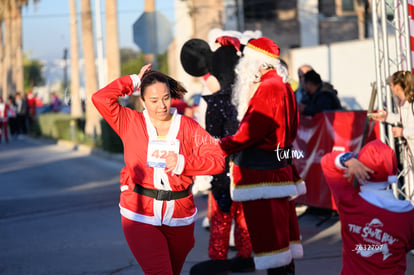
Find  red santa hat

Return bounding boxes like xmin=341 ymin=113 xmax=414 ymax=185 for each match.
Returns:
xmin=357 ymin=140 xmax=398 ymax=188
xmin=243 ymin=37 xmax=280 ymax=63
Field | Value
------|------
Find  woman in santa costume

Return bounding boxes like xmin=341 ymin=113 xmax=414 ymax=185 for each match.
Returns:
xmin=321 ymin=139 xmax=414 ymax=275
xmin=92 ymin=64 xmax=225 ymax=275
xmin=219 ymin=37 xmax=306 ymax=274
xmin=0 ymin=96 xmax=13 ymax=143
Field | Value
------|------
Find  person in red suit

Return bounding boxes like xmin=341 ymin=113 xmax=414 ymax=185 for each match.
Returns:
xmin=181 ymin=36 xmax=255 ymax=274
xmin=219 ymin=37 xmax=306 ymax=274
xmin=92 ymin=64 xmax=225 ymax=275
xmin=321 ymin=139 xmax=414 ymax=275
xmin=0 ymin=96 xmax=14 ymax=143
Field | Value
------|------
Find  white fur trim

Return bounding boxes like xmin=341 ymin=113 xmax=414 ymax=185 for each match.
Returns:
xmin=120 ymin=205 xmax=161 ymax=225
xmin=243 ymin=45 xmax=279 ymax=68
xmin=120 ymin=204 xmax=197 ymax=227
xmin=254 ymin=249 xmax=292 ymax=270
xmin=120 ymin=185 xmax=129 ymax=192
xmin=129 ymin=74 xmax=141 ymax=95
xmin=335 ymin=152 xmax=348 ymax=169
xmin=142 ymin=109 xmax=187 ymax=225
xmin=295 ymin=181 xmax=307 ymax=196
xmin=290 ymin=243 xmax=304 ymax=258
xmin=172 ymin=154 xmax=185 ymax=175
xmin=388 ymin=175 xmax=397 ymax=184
xmin=231 ymin=183 xmax=299 ymax=202
xmin=168 ymin=208 xmax=198 ymax=227
xmin=359 ymin=189 xmax=414 ymax=213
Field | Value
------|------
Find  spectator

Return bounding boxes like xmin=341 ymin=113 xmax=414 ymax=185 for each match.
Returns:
xmin=321 ymin=139 xmax=414 ymax=275
xmin=295 ymin=64 xmax=313 ymax=104
xmin=27 ymin=90 xmax=37 ymax=132
xmin=171 ymin=97 xmax=193 ymax=117
xmin=15 ymin=92 xmax=28 ymax=137
xmin=6 ymin=95 xmax=17 ymax=139
xmin=50 ymin=92 xmax=61 ymax=112
xmin=370 ymin=70 xmax=414 ymax=168
xmin=299 ymin=70 xmax=342 ymax=116
xmin=0 ymin=96 xmax=13 ymax=143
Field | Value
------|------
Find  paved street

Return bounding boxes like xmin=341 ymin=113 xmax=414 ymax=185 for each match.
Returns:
xmin=0 ymin=137 xmax=413 ymax=274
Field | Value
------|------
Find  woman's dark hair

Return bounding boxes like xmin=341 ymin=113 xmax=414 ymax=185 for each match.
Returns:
xmin=140 ymin=70 xmax=188 ymax=100
xmin=391 ymin=70 xmax=414 ymax=103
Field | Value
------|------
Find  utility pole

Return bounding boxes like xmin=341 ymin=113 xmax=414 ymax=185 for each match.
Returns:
xmin=95 ymin=0 xmax=106 ymax=88
xmin=144 ymin=0 xmax=157 ymax=69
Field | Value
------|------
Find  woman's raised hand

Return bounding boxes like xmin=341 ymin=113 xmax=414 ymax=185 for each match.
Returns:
xmin=139 ymin=64 xmax=152 ymax=80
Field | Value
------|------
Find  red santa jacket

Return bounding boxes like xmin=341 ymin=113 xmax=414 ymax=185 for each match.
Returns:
xmin=220 ymin=70 xmax=306 ymax=201
xmin=92 ymin=75 xmax=225 ymax=226
xmin=0 ymin=102 xmax=12 ymax=122
xmin=321 ymin=151 xmax=414 ymax=275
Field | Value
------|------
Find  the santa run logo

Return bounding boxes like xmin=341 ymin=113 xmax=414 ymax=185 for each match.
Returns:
xmin=349 ymin=218 xmax=398 ymax=261
xmin=275 ymin=143 xmax=305 ymax=160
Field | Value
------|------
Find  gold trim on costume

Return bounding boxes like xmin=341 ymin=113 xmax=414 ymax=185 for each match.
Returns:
xmin=247 ymin=43 xmax=280 ymax=59
xmin=255 ymin=246 xmax=290 ymax=257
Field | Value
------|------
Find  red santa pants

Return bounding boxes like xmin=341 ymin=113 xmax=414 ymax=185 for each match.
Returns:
xmin=242 ymin=198 xmax=300 ymax=267
xmin=121 ymin=217 xmax=195 ymax=275
xmin=208 ymin=193 xmax=253 ymax=260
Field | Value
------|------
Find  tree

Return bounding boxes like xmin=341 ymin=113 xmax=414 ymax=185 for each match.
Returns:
xmin=23 ymin=56 xmax=44 ymax=91
xmin=105 ymin=0 xmax=120 ymax=82
xmin=68 ymin=0 xmax=83 ymax=118
xmin=0 ymin=0 xmax=35 ymax=99
xmin=80 ymin=0 xmax=100 ymax=137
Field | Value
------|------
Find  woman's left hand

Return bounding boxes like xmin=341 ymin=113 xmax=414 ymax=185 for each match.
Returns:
xmin=165 ymin=152 xmax=178 ymax=174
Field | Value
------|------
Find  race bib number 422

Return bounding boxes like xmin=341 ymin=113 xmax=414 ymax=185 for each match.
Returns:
xmin=147 ymin=139 xmax=180 ymax=168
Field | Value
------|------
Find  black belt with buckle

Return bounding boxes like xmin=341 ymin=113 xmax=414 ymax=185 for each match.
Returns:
xmin=133 ymin=184 xmax=190 ymax=201
xmin=232 ymin=147 xmax=292 ymax=170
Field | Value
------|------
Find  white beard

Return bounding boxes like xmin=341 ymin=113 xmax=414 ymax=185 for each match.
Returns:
xmin=232 ymin=56 xmax=288 ymax=121
xmin=232 ymin=57 xmax=263 ymax=121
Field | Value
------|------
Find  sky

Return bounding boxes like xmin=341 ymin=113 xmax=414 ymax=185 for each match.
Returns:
xmin=22 ymin=0 xmax=175 ymax=63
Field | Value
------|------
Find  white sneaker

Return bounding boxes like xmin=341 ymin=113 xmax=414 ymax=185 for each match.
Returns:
xmin=229 ymin=222 xmax=235 ymax=248
xmin=202 ymin=216 xmax=210 ymax=229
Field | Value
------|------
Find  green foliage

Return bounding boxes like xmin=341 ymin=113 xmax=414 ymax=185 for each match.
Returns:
xmin=157 ymin=51 xmax=169 ymax=74
xmin=120 ymin=48 xmax=145 ymax=76
xmin=100 ymin=119 xmax=123 ymax=153
xmin=37 ymin=113 xmax=87 ymax=144
xmin=36 ymin=112 xmax=123 ymax=153
xmin=23 ymin=56 xmax=44 ymax=91
xmin=120 ymin=48 xmax=169 ymax=76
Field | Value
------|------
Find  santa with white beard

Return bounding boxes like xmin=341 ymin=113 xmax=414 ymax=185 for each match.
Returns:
xmin=219 ymin=37 xmax=306 ymax=274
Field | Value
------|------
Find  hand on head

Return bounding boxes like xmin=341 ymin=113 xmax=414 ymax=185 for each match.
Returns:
xmin=343 ymin=158 xmax=373 ymax=184
xmin=139 ymin=64 xmax=152 ymax=79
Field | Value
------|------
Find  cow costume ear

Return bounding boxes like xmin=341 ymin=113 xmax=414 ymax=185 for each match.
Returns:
xmin=180 ymin=39 xmax=212 ymax=77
